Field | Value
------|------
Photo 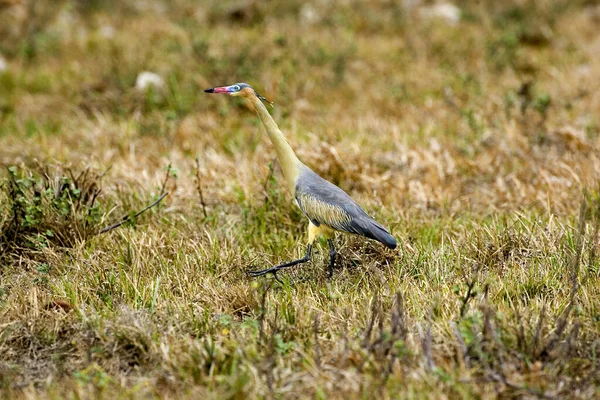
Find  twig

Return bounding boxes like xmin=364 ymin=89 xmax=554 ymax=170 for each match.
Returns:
xmin=460 ymin=278 xmax=476 ymax=318
xmin=194 ymin=158 xmax=208 ymax=218
xmin=99 ymin=162 xmax=174 ymax=234
xmin=84 ymin=188 xmax=101 ymax=229
xmin=99 ymin=192 xmax=168 ymax=234
xmin=159 ymin=162 xmax=172 ymax=199
xmin=98 ymin=165 xmax=113 ymax=180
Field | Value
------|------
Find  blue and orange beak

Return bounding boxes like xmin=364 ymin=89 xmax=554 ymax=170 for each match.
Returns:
xmin=204 ymin=85 xmax=236 ymax=94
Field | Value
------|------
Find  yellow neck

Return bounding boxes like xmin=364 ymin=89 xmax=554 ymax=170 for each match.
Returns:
xmin=247 ymin=95 xmax=301 ymax=192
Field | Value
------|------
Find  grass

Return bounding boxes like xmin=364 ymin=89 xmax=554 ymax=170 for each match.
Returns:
xmin=1 ymin=0 xmax=600 ymax=398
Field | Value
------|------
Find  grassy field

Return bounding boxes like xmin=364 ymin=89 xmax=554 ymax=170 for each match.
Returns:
xmin=1 ymin=0 xmax=600 ymax=398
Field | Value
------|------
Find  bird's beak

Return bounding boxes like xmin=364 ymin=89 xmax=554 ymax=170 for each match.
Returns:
xmin=204 ymin=85 xmax=234 ymax=94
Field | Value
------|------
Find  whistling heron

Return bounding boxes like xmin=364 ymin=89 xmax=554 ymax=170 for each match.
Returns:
xmin=204 ymin=83 xmax=396 ymax=278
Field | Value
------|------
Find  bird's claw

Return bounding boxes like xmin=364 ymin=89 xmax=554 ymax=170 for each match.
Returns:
xmin=272 ymin=272 xmax=283 ymax=284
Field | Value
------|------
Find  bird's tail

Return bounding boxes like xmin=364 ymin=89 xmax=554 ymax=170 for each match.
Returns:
xmin=352 ymin=216 xmax=397 ymax=249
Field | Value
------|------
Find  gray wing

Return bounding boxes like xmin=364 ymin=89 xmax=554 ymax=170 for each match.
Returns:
xmin=295 ymin=167 xmax=397 ymax=249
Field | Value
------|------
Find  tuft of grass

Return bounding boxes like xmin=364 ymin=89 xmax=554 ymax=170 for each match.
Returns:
xmin=0 ymin=165 xmax=103 ymax=265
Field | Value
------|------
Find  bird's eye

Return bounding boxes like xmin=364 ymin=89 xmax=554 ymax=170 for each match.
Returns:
xmin=233 ymin=85 xmax=241 ymax=91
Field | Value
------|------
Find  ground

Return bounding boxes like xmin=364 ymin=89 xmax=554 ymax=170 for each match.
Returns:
xmin=0 ymin=0 xmax=599 ymax=398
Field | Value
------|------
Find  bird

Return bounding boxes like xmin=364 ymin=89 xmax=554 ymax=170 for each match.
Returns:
xmin=204 ymin=82 xmax=396 ymax=278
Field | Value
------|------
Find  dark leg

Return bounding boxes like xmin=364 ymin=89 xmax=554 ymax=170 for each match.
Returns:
xmin=248 ymin=245 xmax=313 ymax=277
xmin=327 ymin=239 xmax=336 ymax=278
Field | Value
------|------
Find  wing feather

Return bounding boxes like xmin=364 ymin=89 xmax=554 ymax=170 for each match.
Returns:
xmin=296 ymin=192 xmax=353 ymax=231
xmin=295 ymin=166 xmax=397 ymax=249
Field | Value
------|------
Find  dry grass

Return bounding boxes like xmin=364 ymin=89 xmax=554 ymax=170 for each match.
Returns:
xmin=1 ymin=0 xmax=600 ymax=398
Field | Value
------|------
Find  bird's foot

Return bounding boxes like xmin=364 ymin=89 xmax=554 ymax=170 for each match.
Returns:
xmin=247 ymin=248 xmax=313 ymax=280
xmin=247 ymin=265 xmax=279 ymax=277
xmin=247 ymin=267 xmax=284 ymax=284
xmin=327 ymin=239 xmax=336 ymax=279
xmin=273 ymin=272 xmax=284 ymax=284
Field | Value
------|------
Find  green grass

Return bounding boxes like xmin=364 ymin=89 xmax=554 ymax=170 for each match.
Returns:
xmin=1 ymin=0 xmax=600 ymax=398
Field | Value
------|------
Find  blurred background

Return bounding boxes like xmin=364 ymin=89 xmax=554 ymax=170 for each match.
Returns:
xmin=0 ymin=0 xmax=599 ymax=215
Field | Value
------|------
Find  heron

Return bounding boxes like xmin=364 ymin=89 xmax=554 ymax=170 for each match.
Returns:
xmin=204 ymin=83 xmax=396 ymax=278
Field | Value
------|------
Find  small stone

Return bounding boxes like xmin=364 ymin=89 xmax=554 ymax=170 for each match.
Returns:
xmin=99 ymin=24 xmax=116 ymax=39
xmin=135 ymin=71 xmax=165 ymax=92
xmin=300 ymin=4 xmax=319 ymax=25
xmin=420 ymin=3 xmax=461 ymax=25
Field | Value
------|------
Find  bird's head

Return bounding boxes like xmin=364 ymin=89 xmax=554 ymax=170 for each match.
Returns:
xmin=204 ymin=82 xmax=272 ymax=105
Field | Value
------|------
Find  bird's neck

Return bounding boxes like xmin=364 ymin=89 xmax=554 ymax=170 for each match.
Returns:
xmin=248 ymin=95 xmax=301 ymax=192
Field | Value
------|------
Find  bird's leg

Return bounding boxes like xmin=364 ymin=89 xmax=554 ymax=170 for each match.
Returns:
xmin=248 ymin=245 xmax=313 ymax=278
xmin=327 ymin=239 xmax=336 ymax=278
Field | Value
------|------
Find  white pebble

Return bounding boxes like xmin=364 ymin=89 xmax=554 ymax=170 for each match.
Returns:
xmin=420 ymin=3 xmax=461 ymax=25
xmin=300 ymin=4 xmax=319 ymax=25
xmin=99 ymin=24 xmax=116 ymax=39
xmin=135 ymin=71 xmax=165 ymax=91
